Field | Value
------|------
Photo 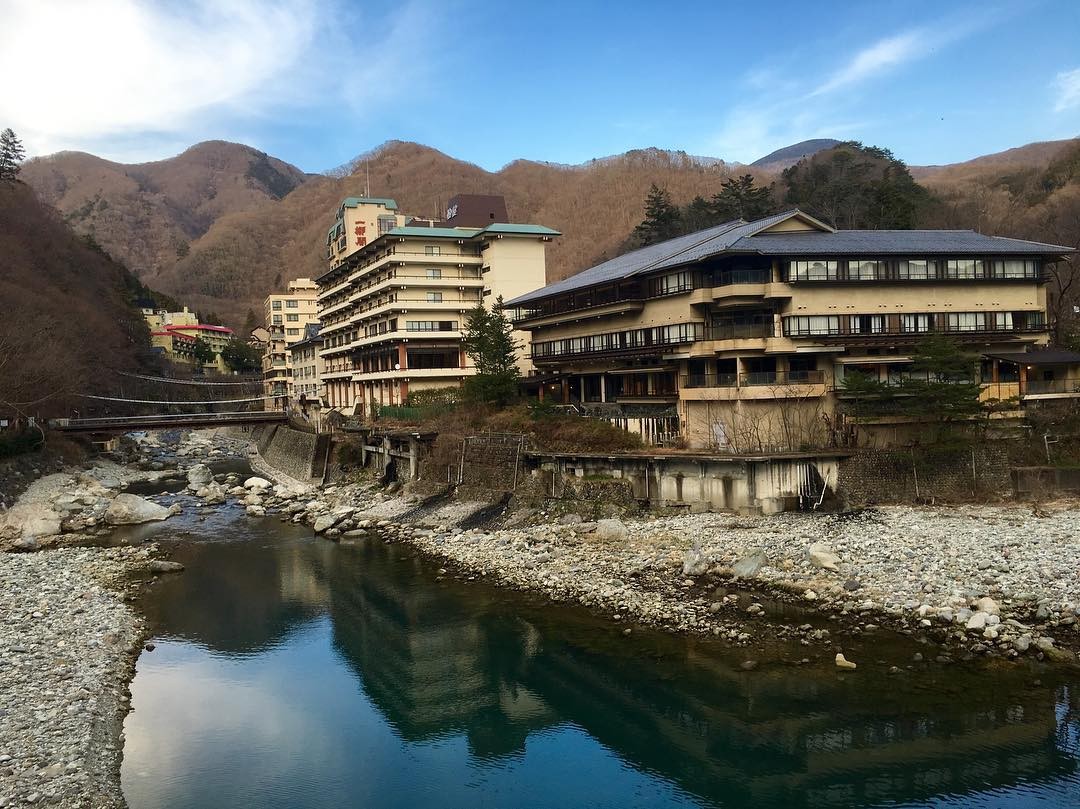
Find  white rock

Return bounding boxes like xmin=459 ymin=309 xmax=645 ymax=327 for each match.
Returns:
xmin=965 ymin=611 xmax=988 ymax=631
xmin=244 ymin=477 xmax=272 ymax=490
xmin=595 ymin=519 xmax=628 ymax=542
xmin=808 ymin=543 xmax=840 ymax=572
xmin=104 ymin=494 xmax=171 ymax=525
xmin=186 ymin=464 xmax=213 ymax=486
xmin=835 ymin=653 xmax=857 ymax=670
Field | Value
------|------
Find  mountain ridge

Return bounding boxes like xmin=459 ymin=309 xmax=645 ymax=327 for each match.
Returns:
xmin=19 ymin=136 xmax=1080 ymax=327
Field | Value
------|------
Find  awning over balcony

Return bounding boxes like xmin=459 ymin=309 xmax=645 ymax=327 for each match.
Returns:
xmin=985 ymin=349 xmax=1080 ymax=366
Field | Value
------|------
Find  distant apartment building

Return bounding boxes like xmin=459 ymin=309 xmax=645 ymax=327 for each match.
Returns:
xmin=141 ymin=304 xmax=234 ymax=372
xmin=507 ymin=209 xmax=1077 ymax=449
xmin=289 ymin=323 xmax=324 ymax=403
xmin=315 ymin=194 xmax=559 ymax=415
xmin=262 ymin=278 xmax=320 ymax=405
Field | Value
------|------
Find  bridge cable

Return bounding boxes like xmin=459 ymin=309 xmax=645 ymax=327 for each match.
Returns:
xmin=77 ymin=394 xmax=282 ymax=406
xmin=108 ymin=370 xmax=263 ymax=387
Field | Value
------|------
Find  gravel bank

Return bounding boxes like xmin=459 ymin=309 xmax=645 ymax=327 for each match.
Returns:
xmin=0 ymin=546 xmax=148 ymax=808
xmin=289 ymin=484 xmax=1080 ymax=667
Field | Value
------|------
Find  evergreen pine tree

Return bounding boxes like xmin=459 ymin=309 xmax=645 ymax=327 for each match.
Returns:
xmin=0 ymin=128 xmax=26 ymax=181
xmin=633 ymin=184 xmax=681 ymax=246
xmin=710 ymin=174 xmax=775 ymax=221
xmin=462 ymin=296 xmax=521 ymax=405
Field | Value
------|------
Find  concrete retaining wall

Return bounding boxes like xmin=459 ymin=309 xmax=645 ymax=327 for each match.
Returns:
xmin=837 ymin=444 xmax=1011 ymax=505
xmin=525 ymin=453 xmax=842 ymax=514
xmin=260 ymin=425 xmax=320 ymax=482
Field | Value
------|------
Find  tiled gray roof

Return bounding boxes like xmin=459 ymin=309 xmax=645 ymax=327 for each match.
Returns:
xmin=733 ymin=230 xmax=1075 ymax=255
xmin=507 ymin=209 xmax=1075 ymax=306
xmin=507 ymin=217 xmax=747 ymax=303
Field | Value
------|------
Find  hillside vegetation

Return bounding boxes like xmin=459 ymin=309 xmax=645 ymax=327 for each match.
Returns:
xmin=0 ymin=181 xmax=154 ymax=421
xmin=20 ymin=136 xmax=1080 ymax=330
xmin=21 ymin=141 xmax=309 ymax=283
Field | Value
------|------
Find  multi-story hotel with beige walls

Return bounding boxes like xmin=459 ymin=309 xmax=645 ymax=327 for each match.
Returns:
xmin=263 ymin=277 xmax=321 ymax=403
xmin=327 ymin=197 xmax=410 ymax=266
xmin=507 ymin=210 xmax=1077 ymax=450
xmin=315 ymin=195 xmax=559 ymax=415
xmin=141 ymin=305 xmax=234 ymax=371
xmin=288 ymin=323 xmax=324 ymax=404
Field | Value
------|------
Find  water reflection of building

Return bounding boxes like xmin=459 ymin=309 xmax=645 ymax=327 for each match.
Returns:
xmin=143 ymin=530 xmax=332 ymax=655
xmin=327 ymin=541 xmax=557 ymax=758
xmin=324 ymin=542 xmax=1077 ymax=808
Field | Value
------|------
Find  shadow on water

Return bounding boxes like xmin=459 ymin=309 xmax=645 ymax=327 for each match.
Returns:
xmin=121 ymin=502 xmax=1080 ymax=809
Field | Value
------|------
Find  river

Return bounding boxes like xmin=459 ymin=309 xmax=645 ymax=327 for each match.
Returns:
xmin=111 ymin=486 xmax=1080 ymax=808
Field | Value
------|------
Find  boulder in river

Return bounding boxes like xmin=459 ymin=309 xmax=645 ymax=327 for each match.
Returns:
xmin=313 ymin=514 xmax=339 ymax=533
xmin=186 ymin=464 xmax=213 ymax=486
xmin=105 ymin=494 xmax=171 ymax=525
xmin=149 ymin=559 xmax=185 ymax=573
xmin=244 ymin=477 xmax=272 ymax=490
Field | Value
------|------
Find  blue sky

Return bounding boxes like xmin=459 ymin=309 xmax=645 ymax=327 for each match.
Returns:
xmin=2 ymin=0 xmax=1079 ymax=172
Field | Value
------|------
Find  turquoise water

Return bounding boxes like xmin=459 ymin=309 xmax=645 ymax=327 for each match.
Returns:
xmin=119 ymin=502 xmax=1080 ymax=808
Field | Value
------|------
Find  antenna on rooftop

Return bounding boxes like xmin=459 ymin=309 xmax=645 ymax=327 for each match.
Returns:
xmin=364 ymin=160 xmax=370 ymax=197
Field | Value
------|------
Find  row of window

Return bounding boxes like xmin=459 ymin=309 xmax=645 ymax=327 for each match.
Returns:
xmin=532 ymin=322 xmax=703 ymax=359
xmin=271 ymin=314 xmax=303 ymax=324
xmin=784 ymin=311 xmax=1046 ymax=337
xmin=789 ymin=258 xmax=1041 ymax=282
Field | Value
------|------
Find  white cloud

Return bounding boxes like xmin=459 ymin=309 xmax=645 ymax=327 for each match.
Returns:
xmin=0 ymin=0 xmax=439 ymax=163
xmin=811 ymin=31 xmax=924 ymax=96
xmin=1054 ymin=68 xmax=1080 ymax=112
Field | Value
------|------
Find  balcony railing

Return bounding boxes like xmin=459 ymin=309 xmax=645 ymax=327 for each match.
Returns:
xmin=705 ymin=323 xmax=776 ymax=340
xmin=680 ymin=370 xmax=825 ymax=388
xmin=682 ymin=372 xmax=739 ymax=389
xmin=715 ymin=269 xmax=771 ymax=286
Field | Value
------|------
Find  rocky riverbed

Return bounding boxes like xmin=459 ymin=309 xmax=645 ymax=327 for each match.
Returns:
xmin=4 ymin=426 xmax=1080 ymax=805
xmin=282 ymin=478 xmax=1080 ymax=669
xmin=0 ymin=545 xmax=149 ymax=808
xmin=0 ymin=429 xmax=257 ymax=807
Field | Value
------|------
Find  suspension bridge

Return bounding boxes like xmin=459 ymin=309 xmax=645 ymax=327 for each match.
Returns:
xmin=48 ymin=370 xmax=288 ymax=434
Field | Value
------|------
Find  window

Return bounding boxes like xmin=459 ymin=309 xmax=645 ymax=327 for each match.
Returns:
xmin=406 ymin=320 xmax=457 ymax=331
xmin=424 ymin=245 xmax=441 ymax=256
xmin=945 ymin=259 xmax=983 ymax=279
xmin=272 ymin=300 xmax=282 ymax=310
xmin=847 ymin=260 xmax=882 ymax=281
xmin=426 ymin=292 xmax=443 ymax=303
xmin=849 ymin=315 xmax=885 ymax=334
xmin=272 ymin=315 xmax=282 ymax=325
xmin=946 ymin=312 xmax=986 ymax=332
xmin=785 ymin=315 xmax=840 ymax=336
xmin=997 ymin=312 xmax=1014 ymax=330
xmin=901 ymin=314 xmax=930 ymax=333
xmin=426 ymin=268 xmax=442 ymax=279
xmin=378 ymin=216 xmax=397 ymax=235
xmin=992 ymin=259 xmax=1039 ymax=279
xmin=285 ymin=300 xmax=299 ymax=309
xmin=650 ymin=271 xmax=695 ymax=296
xmin=287 ymin=328 xmax=300 ymax=336
xmin=286 ymin=313 xmax=299 ymax=322
xmin=897 ymin=259 xmax=935 ymax=280
xmin=790 ymin=260 xmax=839 ymax=281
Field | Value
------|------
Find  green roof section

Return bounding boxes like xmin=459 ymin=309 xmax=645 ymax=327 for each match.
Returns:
xmin=385 ymin=223 xmax=561 ymax=240
xmin=387 ymin=226 xmax=481 ymax=238
xmin=339 ymin=196 xmax=398 ymax=211
xmin=480 ymin=223 xmax=561 ymax=236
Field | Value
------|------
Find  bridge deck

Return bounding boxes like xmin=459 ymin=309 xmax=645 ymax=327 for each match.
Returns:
xmin=51 ymin=411 xmax=287 ymax=433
